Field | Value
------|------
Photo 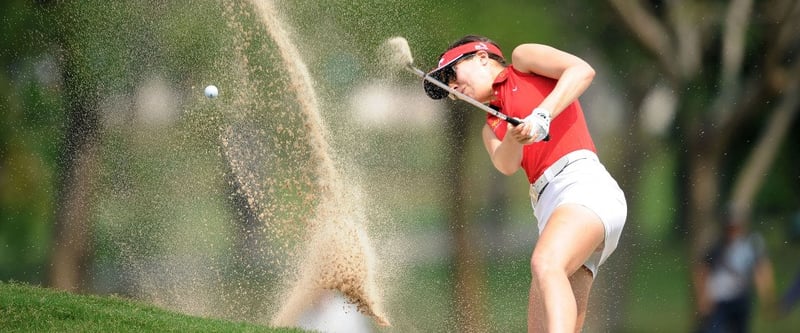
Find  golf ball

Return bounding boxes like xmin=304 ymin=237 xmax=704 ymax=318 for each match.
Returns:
xmin=204 ymin=85 xmax=219 ymax=98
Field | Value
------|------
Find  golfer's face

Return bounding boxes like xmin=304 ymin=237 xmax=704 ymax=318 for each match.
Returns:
xmin=448 ymin=53 xmax=493 ymax=102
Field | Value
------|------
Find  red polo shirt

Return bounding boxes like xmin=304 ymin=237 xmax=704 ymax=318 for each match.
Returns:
xmin=487 ymin=66 xmax=596 ymax=183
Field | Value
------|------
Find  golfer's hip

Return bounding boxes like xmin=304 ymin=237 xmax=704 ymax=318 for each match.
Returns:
xmin=529 ymin=149 xmax=598 ymax=203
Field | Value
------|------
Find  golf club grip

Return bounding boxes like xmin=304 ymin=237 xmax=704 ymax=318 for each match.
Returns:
xmin=505 ymin=116 xmax=522 ymax=126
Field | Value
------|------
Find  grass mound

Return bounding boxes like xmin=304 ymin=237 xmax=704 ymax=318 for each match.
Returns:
xmin=0 ymin=281 xmax=304 ymax=333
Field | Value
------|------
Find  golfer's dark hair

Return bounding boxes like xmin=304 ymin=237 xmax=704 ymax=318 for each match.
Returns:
xmin=448 ymin=35 xmax=507 ymax=65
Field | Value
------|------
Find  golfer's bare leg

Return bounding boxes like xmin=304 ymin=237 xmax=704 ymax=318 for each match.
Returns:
xmin=529 ymin=266 xmax=594 ymax=333
xmin=571 ymin=266 xmax=594 ymax=330
xmin=527 ymin=204 xmax=605 ymax=333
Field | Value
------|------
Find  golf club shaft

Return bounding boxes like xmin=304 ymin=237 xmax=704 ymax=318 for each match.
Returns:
xmin=405 ymin=65 xmax=522 ymax=126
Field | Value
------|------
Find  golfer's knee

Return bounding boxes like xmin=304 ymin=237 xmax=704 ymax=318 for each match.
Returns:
xmin=530 ymin=253 xmax=565 ymax=283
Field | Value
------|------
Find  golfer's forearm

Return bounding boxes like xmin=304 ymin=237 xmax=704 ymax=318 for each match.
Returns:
xmin=539 ymin=66 xmax=595 ymax=118
xmin=482 ymin=124 xmax=522 ymax=175
xmin=491 ymin=140 xmax=523 ymax=175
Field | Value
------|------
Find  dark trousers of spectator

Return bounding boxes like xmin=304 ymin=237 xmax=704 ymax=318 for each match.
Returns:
xmin=698 ymin=295 xmax=752 ymax=333
xmin=780 ymin=270 xmax=800 ymax=314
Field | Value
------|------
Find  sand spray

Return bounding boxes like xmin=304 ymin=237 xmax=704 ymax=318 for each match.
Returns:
xmin=221 ymin=0 xmax=390 ymax=327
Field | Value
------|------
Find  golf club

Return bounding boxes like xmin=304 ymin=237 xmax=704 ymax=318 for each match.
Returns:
xmin=384 ymin=37 xmax=522 ymax=126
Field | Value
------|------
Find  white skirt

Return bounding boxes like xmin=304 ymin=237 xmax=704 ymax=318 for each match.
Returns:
xmin=530 ymin=153 xmax=627 ymax=277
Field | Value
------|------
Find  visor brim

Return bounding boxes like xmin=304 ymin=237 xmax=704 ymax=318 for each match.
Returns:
xmin=423 ymin=69 xmax=450 ymax=100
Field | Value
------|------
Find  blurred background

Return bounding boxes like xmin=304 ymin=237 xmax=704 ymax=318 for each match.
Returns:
xmin=1 ymin=0 xmax=799 ymax=332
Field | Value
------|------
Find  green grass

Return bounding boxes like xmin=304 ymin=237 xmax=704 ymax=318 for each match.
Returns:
xmin=0 ymin=281 xmax=305 ymax=333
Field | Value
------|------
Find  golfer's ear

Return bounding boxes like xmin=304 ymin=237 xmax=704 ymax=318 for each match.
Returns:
xmin=477 ymin=50 xmax=490 ymax=64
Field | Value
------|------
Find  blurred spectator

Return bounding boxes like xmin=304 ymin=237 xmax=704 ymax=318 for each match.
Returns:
xmin=693 ymin=209 xmax=776 ymax=333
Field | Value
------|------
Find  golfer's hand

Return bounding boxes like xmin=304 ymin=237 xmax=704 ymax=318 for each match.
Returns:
xmin=510 ymin=108 xmax=550 ymax=144
xmin=508 ymin=121 xmax=538 ymax=144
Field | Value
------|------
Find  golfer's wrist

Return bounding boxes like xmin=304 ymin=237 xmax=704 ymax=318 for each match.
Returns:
xmin=528 ymin=108 xmax=551 ymax=142
xmin=532 ymin=107 xmax=551 ymax=122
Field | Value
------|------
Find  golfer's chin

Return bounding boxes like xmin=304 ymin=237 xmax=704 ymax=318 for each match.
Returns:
xmin=470 ymin=93 xmax=493 ymax=104
xmin=459 ymin=91 xmax=479 ymax=102
xmin=465 ymin=89 xmax=493 ymax=104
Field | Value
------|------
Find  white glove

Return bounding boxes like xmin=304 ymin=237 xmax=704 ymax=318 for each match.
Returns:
xmin=524 ymin=108 xmax=551 ymax=142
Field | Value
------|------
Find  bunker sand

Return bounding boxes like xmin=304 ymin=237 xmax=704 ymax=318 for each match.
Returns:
xmin=247 ymin=0 xmax=390 ymax=327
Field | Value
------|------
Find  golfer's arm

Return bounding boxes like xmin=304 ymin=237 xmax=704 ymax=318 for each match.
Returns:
xmin=511 ymin=44 xmax=595 ymax=118
xmin=482 ymin=124 xmax=522 ymax=175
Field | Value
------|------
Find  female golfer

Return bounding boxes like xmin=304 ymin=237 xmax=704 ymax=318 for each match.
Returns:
xmin=423 ymin=35 xmax=627 ymax=332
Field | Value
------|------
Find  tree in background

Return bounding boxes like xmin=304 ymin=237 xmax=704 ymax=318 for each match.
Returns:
xmin=48 ymin=18 xmax=101 ymax=291
xmin=0 ymin=0 xmax=66 ymax=285
xmin=444 ymin=101 xmax=489 ymax=332
xmin=605 ymin=0 xmax=800 ymax=325
xmin=607 ymin=0 xmax=799 ymax=252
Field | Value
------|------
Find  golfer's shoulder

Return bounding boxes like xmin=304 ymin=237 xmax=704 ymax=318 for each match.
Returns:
xmin=510 ymin=44 xmax=562 ymax=71
xmin=510 ymin=43 xmax=550 ymax=59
